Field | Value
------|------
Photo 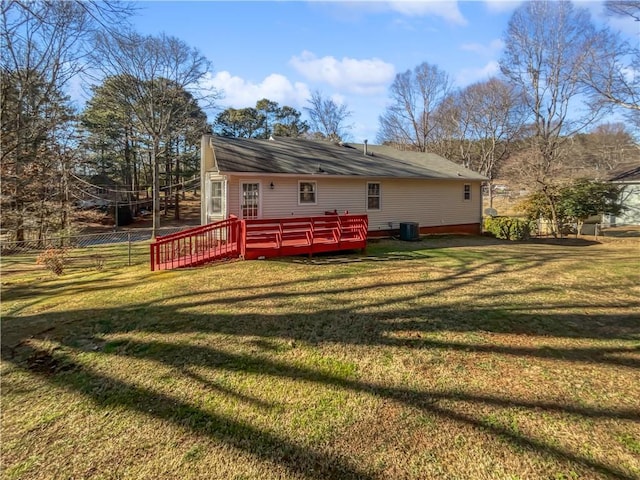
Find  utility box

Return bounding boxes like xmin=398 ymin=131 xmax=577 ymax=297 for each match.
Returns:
xmin=399 ymin=222 xmax=419 ymax=241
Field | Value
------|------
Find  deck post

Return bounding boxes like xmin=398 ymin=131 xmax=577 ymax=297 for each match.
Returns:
xmin=239 ymin=219 xmax=246 ymax=259
xmin=150 ymin=243 xmax=156 ymax=271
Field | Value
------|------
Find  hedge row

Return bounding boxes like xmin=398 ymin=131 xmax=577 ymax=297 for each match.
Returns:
xmin=483 ymin=216 xmax=533 ymax=241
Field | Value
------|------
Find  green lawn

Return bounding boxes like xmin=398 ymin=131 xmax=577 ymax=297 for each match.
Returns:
xmin=2 ymin=236 xmax=639 ymax=479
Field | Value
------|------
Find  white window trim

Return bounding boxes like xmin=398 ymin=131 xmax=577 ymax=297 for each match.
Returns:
xmin=240 ymin=181 xmax=262 ymax=219
xmin=298 ymin=180 xmax=317 ymax=206
xmin=209 ymin=179 xmax=226 ymax=215
xmin=463 ymin=183 xmax=471 ymax=201
xmin=206 ymin=174 xmax=228 ymax=221
xmin=366 ymin=181 xmax=381 ymax=211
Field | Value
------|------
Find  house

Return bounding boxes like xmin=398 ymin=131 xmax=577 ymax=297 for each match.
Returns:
xmin=200 ymin=135 xmax=487 ymax=237
xmin=605 ymin=163 xmax=640 ymax=226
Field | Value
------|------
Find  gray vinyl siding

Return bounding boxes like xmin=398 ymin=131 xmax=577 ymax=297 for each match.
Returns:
xmin=211 ymin=175 xmax=482 ymax=230
xmin=610 ymin=183 xmax=640 ymax=225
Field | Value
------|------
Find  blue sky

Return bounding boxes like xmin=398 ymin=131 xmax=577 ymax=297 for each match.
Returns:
xmin=127 ymin=0 xmax=638 ymax=143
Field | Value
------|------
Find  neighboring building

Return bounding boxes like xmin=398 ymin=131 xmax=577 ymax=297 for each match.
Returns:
xmin=200 ymin=135 xmax=487 ymax=236
xmin=606 ymin=163 xmax=640 ymax=226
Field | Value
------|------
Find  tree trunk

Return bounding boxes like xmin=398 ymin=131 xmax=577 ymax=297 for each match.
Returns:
xmin=132 ymin=139 xmax=139 ymax=201
xmin=174 ymin=191 xmax=180 ymax=221
xmin=164 ymin=138 xmax=171 ymax=216
xmin=151 ymin=139 xmax=161 ymax=238
xmin=61 ymin=154 xmax=70 ymax=236
xmin=124 ymin=129 xmax=132 ymax=200
xmin=488 ymin=180 xmax=494 ymax=209
xmin=541 ymin=185 xmax=560 ymax=238
xmin=174 ymin=140 xmax=180 ymax=220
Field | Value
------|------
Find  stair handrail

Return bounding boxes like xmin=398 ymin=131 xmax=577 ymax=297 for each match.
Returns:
xmin=150 ymin=216 xmax=241 ymax=271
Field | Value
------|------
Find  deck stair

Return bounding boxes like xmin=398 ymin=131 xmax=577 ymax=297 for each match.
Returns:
xmin=150 ymin=214 xmax=368 ymax=270
xmin=150 ymin=217 xmax=242 ymax=271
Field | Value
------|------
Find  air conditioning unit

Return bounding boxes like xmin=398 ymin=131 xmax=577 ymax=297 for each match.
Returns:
xmin=399 ymin=222 xmax=419 ymax=241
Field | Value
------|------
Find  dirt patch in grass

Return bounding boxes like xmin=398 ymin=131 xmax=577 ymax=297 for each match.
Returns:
xmin=2 ymin=237 xmax=639 ymax=479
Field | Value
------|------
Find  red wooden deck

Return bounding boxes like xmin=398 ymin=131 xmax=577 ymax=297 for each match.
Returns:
xmin=150 ymin=214 xmax=367 ymax=271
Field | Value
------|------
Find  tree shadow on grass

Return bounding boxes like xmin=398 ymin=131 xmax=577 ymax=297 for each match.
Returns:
xmin=368 ymin=234 xmax=603 ymax=250
xmin=3 ymin=258 xmax=639 ymax=360
xmin=3 ymin=238 xmax=639 ymax=478
xmin=1 ymin=268 xmax=160 ymax=303
xmin=10 ymin=343 xmax=374 ymax=480
xmin=2 ymin=234 xmax=629 ymax=317
xmin=3 ymin=301 xmax=639 ymax=478
xmin=79 ymin=337 xmax=640 ymax=423
xmin=5 ymin=334 xmax=639 ymax=480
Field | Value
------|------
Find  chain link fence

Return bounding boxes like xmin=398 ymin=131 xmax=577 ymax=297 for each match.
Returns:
xmin=482 ymin=215 xmax=640 ymax=241
xmin=1 ymin=226 xmax=193 ymax=276
xmin=532 ymin=219 xmax=640 ymax=238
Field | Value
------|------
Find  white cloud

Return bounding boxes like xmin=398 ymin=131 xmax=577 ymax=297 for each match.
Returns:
xmin=483 ymin=0 xmax=522 ymax=14
xmin=461 ymin=38 xmax=505 ymax=56
xmin=573 ymin=0 xmax=640 ymax=38
xmin=455 ymin=60 xmax=500 ymax=87
xmin=622 ymin=66 xmax=638 ymax=84
xmin=317 ymin=1 xmax=467 ymax=25
xmin=605 ymin=16 xmax=639 ymax=37
xmin=199 ymin=71 xmax=311 ymax=109
xmin=575 ymin=0 xmax=606 ymax=19
xmin=289 ymin=51 xmax=395 ymax=95
xmin=329 ymin=92 xmax=348 ymax=105
xmin=66 ymin=72 xmax=91 ymax=107
xmin=386 ymin=1 xmax=468 ymax=25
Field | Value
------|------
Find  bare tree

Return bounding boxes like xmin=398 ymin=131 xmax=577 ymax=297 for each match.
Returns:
xmin=569 ymin=122 xmax=638 ymax=176
xmin=583 ymin=37 xmax=639 ymax=112
xmin=377 ymin=62 xmax=451 ymax=152
xmin=605 ymin=0 xmax=640 ymax=21
xmin=304 ymin=90 xmax=352 ymax=142
xmin=500 ymin=0 xmax=609 ymax=235
xmin=582 ymin=3 xmax=639 ymax=115
xmin=1 ymin=0 xmax=133 ymax=241
xmin=429 ymin=93 xmax=471 ymax=165
xmin=92 ymin=31 xmax=215 ymax=237
xmin=455 ymin=78 xmax=525 ymax=207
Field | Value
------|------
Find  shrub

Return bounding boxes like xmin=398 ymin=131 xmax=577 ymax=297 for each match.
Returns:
xmin=36 ymin=246 xmax=68 ymax=275
xmin=92 ymin=254 xmax=105 ymax=271
xmin=516 ymin=180 xmax=624 ymax=236
xmin=484 ymin=216 xmax=532 ymax=241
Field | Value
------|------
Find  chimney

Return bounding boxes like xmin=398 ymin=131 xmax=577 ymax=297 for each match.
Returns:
xmin=364 ymin=139 xmax=368 ymax=156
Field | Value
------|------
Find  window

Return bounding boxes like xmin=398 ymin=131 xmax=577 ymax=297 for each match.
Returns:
xmin=464 ymin=184 xmax=471 ymax=201
xmin=241 ymin=182 xmax=260 ymax=219
xmin=299 ymin=181 xmax=316 ymax=204
xmin=367 ymin=182 xmax=381 ymax=210
xmin=210 ymin=181 xmax=223 ymax=214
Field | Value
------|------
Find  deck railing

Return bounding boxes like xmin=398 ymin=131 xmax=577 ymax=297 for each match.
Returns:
xmin=150 ymin=214 xmax=368 ymax=270
xmin=243 ymin=214 xmax=368 ymax=259
xmin=150 ymin=216 xmax=242 ymax=271
xmin=337 ymin=214 xmax=369 ymax=242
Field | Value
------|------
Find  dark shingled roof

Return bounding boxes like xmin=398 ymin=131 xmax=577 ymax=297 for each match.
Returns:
xmin=210 ymin=135 xmax=487 ymax=181
xmin=609 ymin=163 xmax=640 ymax=182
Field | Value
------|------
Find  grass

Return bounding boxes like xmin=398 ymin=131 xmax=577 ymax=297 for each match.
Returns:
xmin=1 ymin=235 xmax=639 ymax=480
xmin=1 ymin=241 xmax=151 ymax=278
